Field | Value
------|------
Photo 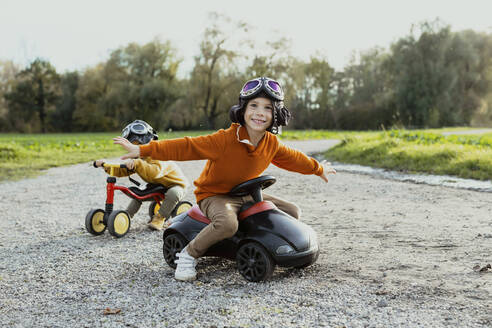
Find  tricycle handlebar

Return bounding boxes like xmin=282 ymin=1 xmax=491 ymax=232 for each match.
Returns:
xmin=103 ymin=163 xmax=128 ymax=169
xmin=92 ymin=162 xmax=129 ymax=177
xmin=92 ymin=162 xmax=127 ymax=169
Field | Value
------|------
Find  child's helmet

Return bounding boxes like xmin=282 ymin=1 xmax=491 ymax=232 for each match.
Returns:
xmin=121 ymin=120 xmax=158 ymax=144
xmin=229 ymin=77 xmax=291 ymax=134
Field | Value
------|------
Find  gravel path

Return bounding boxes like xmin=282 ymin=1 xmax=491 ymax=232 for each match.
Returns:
xmin=0 ymin=139 xmax=490 ymax=327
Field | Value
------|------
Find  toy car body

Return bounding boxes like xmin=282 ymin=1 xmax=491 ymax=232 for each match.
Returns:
xmin=162 ymin=176 xmax=320 ymax=281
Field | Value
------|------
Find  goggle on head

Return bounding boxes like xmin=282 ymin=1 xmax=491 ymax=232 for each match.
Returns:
xmin=121 ymin=120 xmax=157 ymax=144
xmin=239 ymin=77 xmax=284 ymax=101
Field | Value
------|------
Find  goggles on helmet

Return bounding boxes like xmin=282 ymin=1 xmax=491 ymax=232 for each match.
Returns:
xmin=121 ymin=120 xmax=156 ymax=144
xmin=239 ymin=77 xmax=284 ymax=101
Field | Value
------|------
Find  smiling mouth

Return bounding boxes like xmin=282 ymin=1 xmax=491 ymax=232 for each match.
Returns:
xmin=252 ymin=118 xmax=266 ymax=125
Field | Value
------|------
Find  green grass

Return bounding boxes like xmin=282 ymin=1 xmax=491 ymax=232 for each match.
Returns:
xmin=1 ymin=128 xmax=491 ymax=182
xmin=0 ymin=131 xmax=212 ymax=182
xmin=279 ymin=129 xmax=358 ymax=140
xmin=0 ymin=129 xmax=358 ymax=182
xmin=325 ymin=130 xmax=492 ymax=180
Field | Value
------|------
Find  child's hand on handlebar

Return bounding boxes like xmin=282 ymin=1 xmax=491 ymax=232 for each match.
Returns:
xmin=320 ymin=160 xmax=336 ymax=183
xmin=124 ymin=159 xmax=135 ymax=170
xmin=94 ymin=160 xmax=105 ymax=168
xmin=113 ymin=136 xmax=140 ymax=160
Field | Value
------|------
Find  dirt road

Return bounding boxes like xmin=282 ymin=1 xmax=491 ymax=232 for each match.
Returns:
xmin=0 ymin=139 xmax=490 ymax=327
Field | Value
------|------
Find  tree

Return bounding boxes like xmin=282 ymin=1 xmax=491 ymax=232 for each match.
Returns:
xmin=72 ymin=39 xmax=182 ymax=132
xmin=247 ymin=37 xmax=293 ymax=79
xmin=5 ymin=58 xmax=60 ymax=132
xmin=51 ymin=71 xmax=79 ymax=132
xmin=0 ymin=60 xmax=20 ymax=131
xmin=288 ymin=56 xmax=337 ymax=129
xmin=447 ymin=30 xmax=492 ymax=126
xmin=103 ymin=38 xmax=182 ymax=129
xmin=469 ymin=32 xmax=492 ymax=126
xmin=189 ymin=13 xmax=249 ymax=129
xmin=72 ymin=64 xmax=112 ymax=131
xmin=337 ymin=47 xmax=394 ymax=129
xmin=387 ymin=20 xmax=457 ymax=127
xmin=386 ymin=20 xmax=492 ymax=128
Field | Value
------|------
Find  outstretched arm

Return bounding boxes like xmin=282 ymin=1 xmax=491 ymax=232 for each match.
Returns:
xmin=113 ymin=137 xmax=140 ymax=160
xmin=319 ymin=160 xmax=336 ymax=182
xmin=272 ymin=143 xmax=335 ymax=182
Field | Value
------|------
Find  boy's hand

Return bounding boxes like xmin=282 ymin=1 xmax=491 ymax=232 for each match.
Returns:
xmin=320 ymin=160 xmax=336 ymax=183
xmin=94 ymin=160 xmax=105 ymax=168
xmin=124 ymin=159 xmax=135 ymax=170
xmin=113 ymin=137 xmax=140 ymax=160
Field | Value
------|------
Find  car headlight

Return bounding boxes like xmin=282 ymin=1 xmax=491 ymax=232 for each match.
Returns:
xmin=276 ymin=244 xmax=295 ymax=255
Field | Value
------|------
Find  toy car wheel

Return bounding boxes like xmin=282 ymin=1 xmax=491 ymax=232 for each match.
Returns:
xmin=85 ymin=209 xmax=106 ymax=235
xmin=236 ymin=242 xmax=275 ymax=282
xmin=171 ymin=201 xmax=193 ymax=217
xmin=148 ymin=201 xmax=160 ymax=220
xmin=107 ymin=210 xmax=131 ymax=238
xmin=163 ymin=233 xmax=188 ymax=269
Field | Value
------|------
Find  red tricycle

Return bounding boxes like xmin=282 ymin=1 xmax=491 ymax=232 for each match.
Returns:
xmin=85 ymin=163 xmax=192 ymax=238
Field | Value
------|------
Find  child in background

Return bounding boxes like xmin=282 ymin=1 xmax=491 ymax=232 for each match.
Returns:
xmin=95 ymin=120 xmax=188 ymax=230
xmin=114 ymin=78 xmax=336 ymax=280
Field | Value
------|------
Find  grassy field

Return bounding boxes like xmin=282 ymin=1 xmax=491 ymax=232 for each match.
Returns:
xmin=325 ymin=129 xmax=492 ymax=180
xmin=0 ymin=131 xmax=211 ymax=181
xmin=1 ymin=128 xmax=491 ymax=182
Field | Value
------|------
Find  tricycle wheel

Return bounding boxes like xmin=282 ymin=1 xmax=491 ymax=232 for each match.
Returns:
xmin=107 ymin=210 xmax=131 ymax=238
xmin=163 ymin=233 xmax=188 ymax=269
xmin=148 ymin=201 xmax=160 ymax=220
xmin=85 ymin=209 xmax=106 ymax=235
xmin=236 ymin=242 xmax=275 ymax=282
xmin=171 ymin=201 xmax=193 ymax=217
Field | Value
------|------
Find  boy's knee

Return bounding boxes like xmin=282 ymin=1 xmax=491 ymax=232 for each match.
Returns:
xmin=166 ymin=192 xmax=179 ymax=204
xmin=212 ymin=217 xmax=238 ymax=238
xmin=291 ymin=205 xmax=301 ymax=220
xmin=165 ymin=187 xmax=184 ymax=203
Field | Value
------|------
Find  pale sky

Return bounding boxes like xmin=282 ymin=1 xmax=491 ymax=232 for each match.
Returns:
xmin=1 ymin=0 xmax=491 ymax=75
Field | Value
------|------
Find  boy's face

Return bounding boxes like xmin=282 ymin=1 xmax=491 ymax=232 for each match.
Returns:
xmin=244 ymin=97 xmax=273 ymax=133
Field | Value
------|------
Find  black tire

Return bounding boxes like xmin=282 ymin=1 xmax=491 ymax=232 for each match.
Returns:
xmin=236 ymin=242 xmax=275 ymax=282
xmin=107 ymin=210 xmax=131 ymax=238
xmin=148 ymin=201 xmax=160 ymax=220
xmin=163 ymin=233 xmax=188 ymax=269
xmin=85 ymin=209 xmax=106 ymax=235
xmin=170 ymin=201 xmax=193 ymax=217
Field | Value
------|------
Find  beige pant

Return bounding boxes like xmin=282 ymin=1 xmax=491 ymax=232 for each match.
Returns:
xmin=126 ymin=185 xmax=185 ymax=219
xmin=186 ymin=193 xmax=300 ymax=258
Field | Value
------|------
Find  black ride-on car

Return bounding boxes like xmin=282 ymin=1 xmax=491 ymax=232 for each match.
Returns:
xmin=162 ymin=175 xmax=320 ymax=282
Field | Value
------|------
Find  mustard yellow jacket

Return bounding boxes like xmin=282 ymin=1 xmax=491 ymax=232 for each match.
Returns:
xmin=105 ymin=157 xmax=188 ymax=189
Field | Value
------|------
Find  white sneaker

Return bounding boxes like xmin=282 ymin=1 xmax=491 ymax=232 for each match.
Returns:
xmin=174 ymin=247 xmax=197 ymax=281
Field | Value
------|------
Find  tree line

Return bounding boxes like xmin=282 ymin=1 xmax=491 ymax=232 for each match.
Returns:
xmin=1 ymin=17 xmax=492 ymax=133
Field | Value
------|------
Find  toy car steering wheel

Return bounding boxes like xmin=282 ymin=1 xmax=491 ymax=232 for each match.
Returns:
xmin=229 ymin=175 xmax=276 ymax=203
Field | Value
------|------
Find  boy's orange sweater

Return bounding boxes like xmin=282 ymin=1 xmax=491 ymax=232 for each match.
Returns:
xmin=140 ymin=123 xmax=324 ymax=203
